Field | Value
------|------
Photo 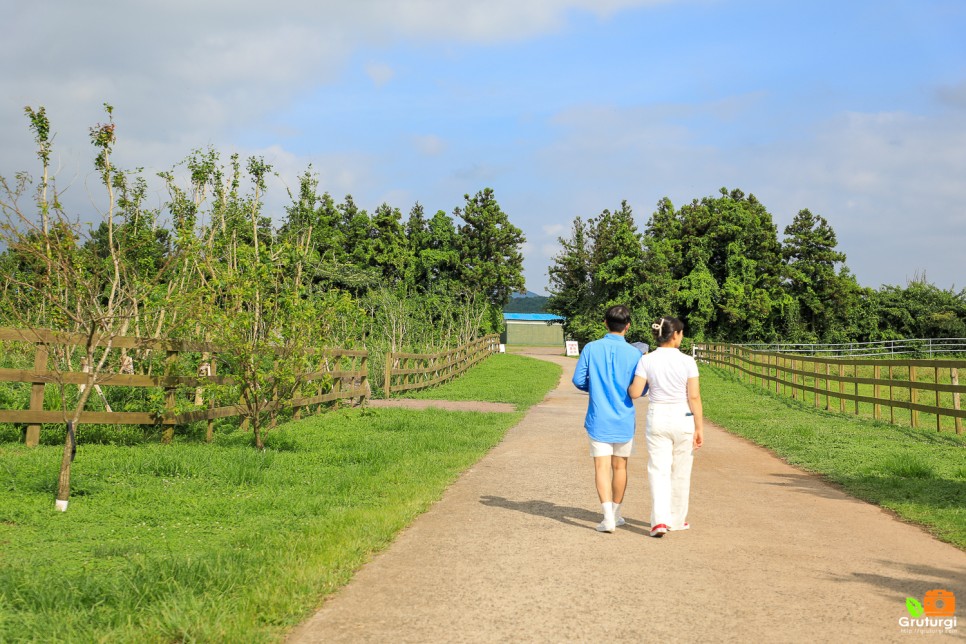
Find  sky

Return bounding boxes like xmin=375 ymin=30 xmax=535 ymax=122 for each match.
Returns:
xmin=2 ymin=0 xmax=965 ymax=294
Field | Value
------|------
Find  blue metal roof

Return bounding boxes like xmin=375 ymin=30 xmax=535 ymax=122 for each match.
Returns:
xmin=503 ymin=313 xmax=565 ymax=321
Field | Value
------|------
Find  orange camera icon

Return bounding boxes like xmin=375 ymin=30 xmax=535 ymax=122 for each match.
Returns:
xmin=923 ymin=589 xmax=956 ymax=617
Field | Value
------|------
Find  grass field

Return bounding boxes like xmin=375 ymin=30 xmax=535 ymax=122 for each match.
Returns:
xmin=701 ymin=367 xmax=966 ymax=549
xmin=402 ymin=352 xmax=563 ymax=408
xmin=0 ymin=354 xmax=561 ymax=643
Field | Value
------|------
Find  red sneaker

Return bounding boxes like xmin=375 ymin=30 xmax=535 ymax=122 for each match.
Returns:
xmin=650 ymin=524 xmax=668 ymax=538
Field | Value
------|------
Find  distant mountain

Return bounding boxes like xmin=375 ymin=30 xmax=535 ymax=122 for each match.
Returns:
xmin=504 ymin=293 xmax=550 ymax=313
xmin=510 ymin=290 xmax=545 ymax=299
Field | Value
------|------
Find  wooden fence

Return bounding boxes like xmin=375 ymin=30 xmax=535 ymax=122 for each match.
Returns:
xmin=0 ymin=326 xmax=368 ymax=446
xmin=384 ymin=334 xmax=500 ymax=397
xmin=694 ymin=343 xmax=965 ymax=434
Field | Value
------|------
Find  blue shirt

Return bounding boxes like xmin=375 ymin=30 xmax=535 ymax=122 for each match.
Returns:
xmin=572 ymin=333 xmax=641 ymax=442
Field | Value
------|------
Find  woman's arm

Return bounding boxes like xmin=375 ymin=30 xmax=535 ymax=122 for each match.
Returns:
xmin=687 ymin=376 xmax=704 ymax=449
xmin=628 ymin=374 xmax=647 ymax=399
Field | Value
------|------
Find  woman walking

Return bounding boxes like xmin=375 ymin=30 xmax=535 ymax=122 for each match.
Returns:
xmin=628 ymin=317 xmax=704 ymax=538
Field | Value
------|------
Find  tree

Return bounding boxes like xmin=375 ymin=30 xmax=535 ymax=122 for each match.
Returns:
xmin=454 ymin=188 xmax=526 ymax=314
xmin=547 ymin=216 xmax=594 ymax=342
xmin=781 ymin=209 xmax=855 ymax=341
xmin=671 ymin=188 xmax=785 ymax=341
xmin=875 ymin=277 xmax=966 ymax=339
xmin=369 ymin=203 xmax=411 ymax=285
xmin=0 ymin=105 xmax=172 ymax=510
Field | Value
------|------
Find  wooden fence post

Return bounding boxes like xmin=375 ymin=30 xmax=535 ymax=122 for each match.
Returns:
xmin=813 ymin=360 xmax=819 ymax=408
xmin=953 ymin=368 xmax=962 ymax=435
xmin=359 ymin=353 xmax=369 ymax=405
xmin=935 ymin=366 xmax=941 ymax=432
xmin=853 ymin=363 xmax=859 ymax=415
xmin=889 ymin=364 xmax=895 ymax=424
xmin=206 ymin=357 xmax=216 ymax=443
xmin=823 ymin=362 xmax=830 ymax=410
xmin=838 ymin=363 xmax=846 ymax=413
xmin=873 ymin=364 xmax=881 ymax=421
xmin=384 ymin=353 xmax=393 ymax=399
xmin=779 ymin=355 xmax=785 ymax=396
xmin=162 ymin=350 xmax=178 ymax=444
xmin=910 ymin=365 xmax=918 ymax=428
xmin=25 ymin=343 xmax=49 ymax=447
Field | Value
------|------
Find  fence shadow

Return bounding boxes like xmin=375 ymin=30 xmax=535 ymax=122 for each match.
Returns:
xmin=828 ymin=559 xmax=966 ymax=603
xmin=764 ymin=472 xmax=966 ymax=512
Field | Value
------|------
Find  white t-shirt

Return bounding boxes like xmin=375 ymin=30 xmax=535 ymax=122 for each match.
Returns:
xmin=634 ymin=347 xmax=699 ymax=403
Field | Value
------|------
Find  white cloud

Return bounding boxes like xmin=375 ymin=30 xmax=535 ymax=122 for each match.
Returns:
xmin=413 ymin=134 xmax=446 ymax=156
xmin=1 ymin=0 xmax=671 ymax=223
xmin=936 ymin=80 xmax=966 ymax=110
xmin=542 ymin=223 xmax=565 ymax=236
xmin=532 ymin=99 xmax=966 ymax=291
xmin=365 ymin=62 xmax=396 ymax=87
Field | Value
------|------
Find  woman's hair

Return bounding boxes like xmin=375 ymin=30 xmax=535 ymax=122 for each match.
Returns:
xmin=604 ymin=305 xmax=631 ymax=332
xmin=651 ymin=316 xmax=684 ymax=345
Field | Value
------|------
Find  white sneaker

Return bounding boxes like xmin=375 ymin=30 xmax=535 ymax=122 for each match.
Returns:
xmin=668 ymin=522 xmax=690 ymax=531
xmin=596 ymin=518 xmax=616 ymax=532
xmin=615 ymin=516 xmax=626 ymax=527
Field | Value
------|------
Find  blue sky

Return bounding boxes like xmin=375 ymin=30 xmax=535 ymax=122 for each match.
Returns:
xmin=2 ymin=0 xmax=964 ymax=293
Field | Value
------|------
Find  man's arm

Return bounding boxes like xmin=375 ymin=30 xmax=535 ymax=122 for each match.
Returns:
xmin=572 ymin=350 xmax=590 ymax=392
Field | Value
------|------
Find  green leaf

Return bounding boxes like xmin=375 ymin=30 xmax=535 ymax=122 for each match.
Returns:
xmin=906 ymin=597 xmax=924 ymax=618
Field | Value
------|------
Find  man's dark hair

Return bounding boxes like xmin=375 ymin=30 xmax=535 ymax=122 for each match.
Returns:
xmin=604 ymin=305 xmax=631 ymax=332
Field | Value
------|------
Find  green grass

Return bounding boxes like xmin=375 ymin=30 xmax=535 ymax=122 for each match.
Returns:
xmin=0 ymin=410 xmax=520 ymax=642
xmin=402 ymin=353 xmax=562 ymax=409
xmin=701 ymin=367 xmax=966 ymax=549
xmin=0 ymin=354 xmax=562 ymax=643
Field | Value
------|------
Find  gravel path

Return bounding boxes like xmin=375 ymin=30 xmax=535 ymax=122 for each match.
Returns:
xmin=288 ymin=351 xmax=965 ymax=643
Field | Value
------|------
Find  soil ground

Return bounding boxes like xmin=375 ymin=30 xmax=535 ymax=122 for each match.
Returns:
xmin=288 ymin=349 xmax=965 ymax=643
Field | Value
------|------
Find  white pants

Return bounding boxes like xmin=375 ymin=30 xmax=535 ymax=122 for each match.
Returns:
xmin=645 ymin=402 xmax=695 ymax=529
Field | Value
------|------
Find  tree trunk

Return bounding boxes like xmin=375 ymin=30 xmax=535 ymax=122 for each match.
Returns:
xmin=55 ymin=422 xmax=75 ymax=511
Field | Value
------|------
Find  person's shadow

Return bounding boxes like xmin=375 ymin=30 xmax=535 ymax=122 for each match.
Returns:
xmin=479 ymin=495 xmax=650 ymax=535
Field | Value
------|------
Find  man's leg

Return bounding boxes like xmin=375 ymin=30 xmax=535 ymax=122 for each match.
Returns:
xmin=611 ymin=455 xmax=628 ymax=503
xmin=593 ymin=455 xmax=617 ymax=532
xmin=594 ymin=455 xmax=613 ymax=504
xmin=611 ymin=455 xmax=628 ymax=526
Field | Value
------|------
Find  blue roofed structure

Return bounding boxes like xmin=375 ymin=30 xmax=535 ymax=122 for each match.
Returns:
xmin=503 ymin=313 xmax=565 ymax=322
xmin=501 ymin=312 xmax=565 ymax=346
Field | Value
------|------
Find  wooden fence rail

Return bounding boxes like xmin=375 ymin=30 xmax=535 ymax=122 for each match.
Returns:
xmin=384 ymin=334 xmax=500 ymax=398
xmin=694 ymin=343 xmax=965 ymax=434
xmin=0 ymin=326 xmax=368 ymax=446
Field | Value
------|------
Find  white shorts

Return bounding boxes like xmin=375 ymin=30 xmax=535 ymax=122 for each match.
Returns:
xmin=589 ymin=438 xmax=634 ymax=458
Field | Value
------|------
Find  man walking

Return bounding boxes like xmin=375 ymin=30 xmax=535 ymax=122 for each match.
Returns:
xmin=572 ymin=305 xmax=642 ymax=532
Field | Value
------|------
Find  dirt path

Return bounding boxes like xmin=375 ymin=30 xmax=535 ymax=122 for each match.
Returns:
xmin=288 ymin=351 xmax=965 ymax=642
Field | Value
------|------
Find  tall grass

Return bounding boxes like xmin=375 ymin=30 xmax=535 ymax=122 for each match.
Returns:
xmin=701 ymin=367 xmax=966 ymax=549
